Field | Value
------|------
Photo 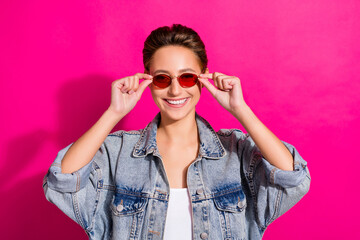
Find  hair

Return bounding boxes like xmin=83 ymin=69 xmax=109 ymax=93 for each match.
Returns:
xmin=143 ymin=24 xmax=208 ymax=74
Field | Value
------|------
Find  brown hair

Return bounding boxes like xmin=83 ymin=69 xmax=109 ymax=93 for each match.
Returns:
xmin=143 ymin=24 xmax=208 ymax=73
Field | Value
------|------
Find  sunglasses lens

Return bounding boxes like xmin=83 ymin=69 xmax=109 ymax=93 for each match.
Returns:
xmin=179 ymin=73 xmax=198 ymax=87
xmin=153 ymin=74 xmax=171 ymax=88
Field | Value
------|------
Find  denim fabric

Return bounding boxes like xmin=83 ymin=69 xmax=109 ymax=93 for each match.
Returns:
xmin=43 ymin=112 xmax=311 ymax=239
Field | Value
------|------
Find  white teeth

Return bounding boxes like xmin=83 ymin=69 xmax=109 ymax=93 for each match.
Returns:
xmin=166 ymin=98 xmax=187 ymax=105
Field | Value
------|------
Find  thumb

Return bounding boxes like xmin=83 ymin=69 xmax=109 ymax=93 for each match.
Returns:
xmin=198 ymin=77 xmax=218 ymax=96
xmin=135 ymin=79 xmax=152 ymax=98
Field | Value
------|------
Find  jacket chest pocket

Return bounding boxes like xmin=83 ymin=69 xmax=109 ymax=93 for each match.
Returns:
xmin=110 ymin=191 xmax=149 ymax=239
xmin=111 ymin=192 xmax=148 ymax=216
xmin=213 ymin=187 xmax=247 ymax=239
xmin=213 ymin=188 xmax=247 ymax=212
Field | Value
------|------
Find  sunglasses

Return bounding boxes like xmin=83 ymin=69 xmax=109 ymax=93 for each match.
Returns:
xmin=152 ymin=73 xmax=200 ymax=88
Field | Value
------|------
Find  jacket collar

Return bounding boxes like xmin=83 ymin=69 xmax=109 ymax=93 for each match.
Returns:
xmin=132 ymin=112 xmax=226 ymax=159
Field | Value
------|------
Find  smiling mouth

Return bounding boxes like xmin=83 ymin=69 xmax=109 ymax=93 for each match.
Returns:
xmin=163 ymin=98 xmax=189 ymax=106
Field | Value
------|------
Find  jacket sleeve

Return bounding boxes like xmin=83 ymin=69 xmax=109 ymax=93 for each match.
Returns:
xmin=42 ymin=135 xmax=120 ymax=232
xmin=238 ymin=133 xmax=311 ymax=231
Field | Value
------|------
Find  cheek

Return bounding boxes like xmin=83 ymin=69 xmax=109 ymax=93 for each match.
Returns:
xmin=150 ymin=85 xmax=160 ymax=97
xmin=195 ymin=84 xmax=202 ymax=97
xmin=150 ymin=88 xmax=157 ymax=101
xmin=150 ymin=87 xmax=163 ymax=105
xmin=190 ymin=87 xmax=201 ymax=103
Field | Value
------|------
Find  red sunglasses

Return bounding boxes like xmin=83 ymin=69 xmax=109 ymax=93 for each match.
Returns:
xmin=152 ymin=73 xmax=200 ymax=88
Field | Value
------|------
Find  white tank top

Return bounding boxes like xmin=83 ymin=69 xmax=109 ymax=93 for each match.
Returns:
xmin=163 ymin=188 xmax=193 ymax=239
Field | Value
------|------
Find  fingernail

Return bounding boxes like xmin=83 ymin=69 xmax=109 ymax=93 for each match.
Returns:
xmin=128 ymin=90 xmax=134 ymax=94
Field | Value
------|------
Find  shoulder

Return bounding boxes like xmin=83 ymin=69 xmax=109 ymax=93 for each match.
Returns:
xmin=214 ymin=128 xmax=251 ymax=150
xmin=102 ymin=129 xmax=144 ymax=148
xmin=216 ymin=128 xmax=248 ymax=139
xmin=108 ymin=129 xmax=143 ymax=137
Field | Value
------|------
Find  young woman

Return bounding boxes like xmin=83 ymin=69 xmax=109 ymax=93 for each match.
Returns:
xmin=43 ymin=24 xmax=311 ymax=240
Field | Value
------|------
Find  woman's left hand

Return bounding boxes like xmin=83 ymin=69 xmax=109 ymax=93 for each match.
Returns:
xmin=198 ymin=72 xmax=247 ymax=115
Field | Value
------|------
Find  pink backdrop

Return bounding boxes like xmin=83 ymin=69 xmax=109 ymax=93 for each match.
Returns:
xmin=1 ymin=0 xmax=359 ymax=239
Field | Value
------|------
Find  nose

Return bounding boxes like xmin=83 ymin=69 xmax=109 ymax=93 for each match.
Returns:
xmin=168 ymin=77 xmax=182 ymax=96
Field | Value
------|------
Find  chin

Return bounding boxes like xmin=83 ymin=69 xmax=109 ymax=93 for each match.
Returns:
xmin=159 ymin=105 xmax=197 ymax=123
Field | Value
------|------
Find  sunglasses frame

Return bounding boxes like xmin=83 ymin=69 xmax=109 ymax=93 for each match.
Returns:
xmin=152 ymin=72 xmax=201 ymax=89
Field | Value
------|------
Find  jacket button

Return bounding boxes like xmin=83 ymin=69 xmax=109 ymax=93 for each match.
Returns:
xmin=238 ymin=200 xmax=245 ymax=208
xmin=196 ymin=188 xmax=204 ymax=195
xmin=200 ymin=232 xmax=208 ymax=239
xmin=117 ymin=204 xmax=124 ymax=212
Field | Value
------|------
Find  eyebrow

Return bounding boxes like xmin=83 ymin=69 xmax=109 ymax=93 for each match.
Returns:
xmin=153 ymin=68 xmax=196 ymax=75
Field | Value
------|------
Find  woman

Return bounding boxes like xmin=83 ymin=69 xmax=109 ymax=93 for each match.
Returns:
xmin=43 ymin=24 xmax=311 ymax=240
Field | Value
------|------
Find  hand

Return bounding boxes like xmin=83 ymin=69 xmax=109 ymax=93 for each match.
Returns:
xmin=198 ymin=72 xmax=247 ymax=115
xmin=108 ymin=73 xmax=153 ymax=117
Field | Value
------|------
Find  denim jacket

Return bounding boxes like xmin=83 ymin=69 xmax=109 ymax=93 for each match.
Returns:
xmin=43 ymin=112 xmax=311 ymax=240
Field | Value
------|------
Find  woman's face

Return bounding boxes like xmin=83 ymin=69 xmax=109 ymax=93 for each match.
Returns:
xmin=147 ymin=45 xmax=208 ymax=122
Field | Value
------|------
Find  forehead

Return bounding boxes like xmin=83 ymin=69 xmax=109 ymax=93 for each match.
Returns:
xmin=150 ymin=45 xmax=201 ymax=73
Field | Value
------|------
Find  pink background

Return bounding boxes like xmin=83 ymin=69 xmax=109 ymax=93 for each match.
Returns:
xmin=1 ymin=0 xmax=359 ymax=239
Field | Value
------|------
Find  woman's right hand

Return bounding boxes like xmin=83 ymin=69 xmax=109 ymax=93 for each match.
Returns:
xmin=107 ymin=73 xmax=153 ymax=117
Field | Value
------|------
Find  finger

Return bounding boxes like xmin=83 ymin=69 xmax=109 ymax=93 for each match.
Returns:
xmin=135 ymin=73 xmax=153 ymax=80
xmin=214 ymin=74 xmax=226 ymax=90
xmin=135 ymin=79 xmax=153 ymax=98
xmin=113 ymin=79 xmax=124 ymax=90
xmin=114 ymin=79 xmax=126 ymax=92
xmin=125 ymin=77 xmax=132 ymax=92
xmin=201 ymin=72 xmax=225 ymax=88
xmin=222 ymin=78 xmax=234 ymax=91
xmin=217 ymin=76 xmax=226 ymax=90
xmin=199 ymin=73 xmax=213 ymax=79
xmin=214 ymin=79 xmax=221 ymax=90
xmin=121 ymin=79 xmax=130 ymax=93
xmin=133 ymin=77 xmax=140 ymax=91
xmin=221 ymin=76 xmax=234 ymax=90
xmin=198 ymin=77 xmax=218 ymax=96
xmin=213 ymin=78 xmax=220 ymax=89
xmin=129 ymin=76 xmax=135 ymax=91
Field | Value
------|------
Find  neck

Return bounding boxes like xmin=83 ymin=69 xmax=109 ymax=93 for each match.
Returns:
xmin=157 ymin=112 xmax=198 ymax=143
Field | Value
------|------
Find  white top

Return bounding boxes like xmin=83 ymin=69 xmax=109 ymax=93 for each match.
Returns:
xmin=163 ymin=188 xmax=193 ymax=239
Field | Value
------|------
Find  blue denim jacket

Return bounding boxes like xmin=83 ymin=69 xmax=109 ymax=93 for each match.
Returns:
xmin=43 ymin=112 xmax=311 ymax=240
